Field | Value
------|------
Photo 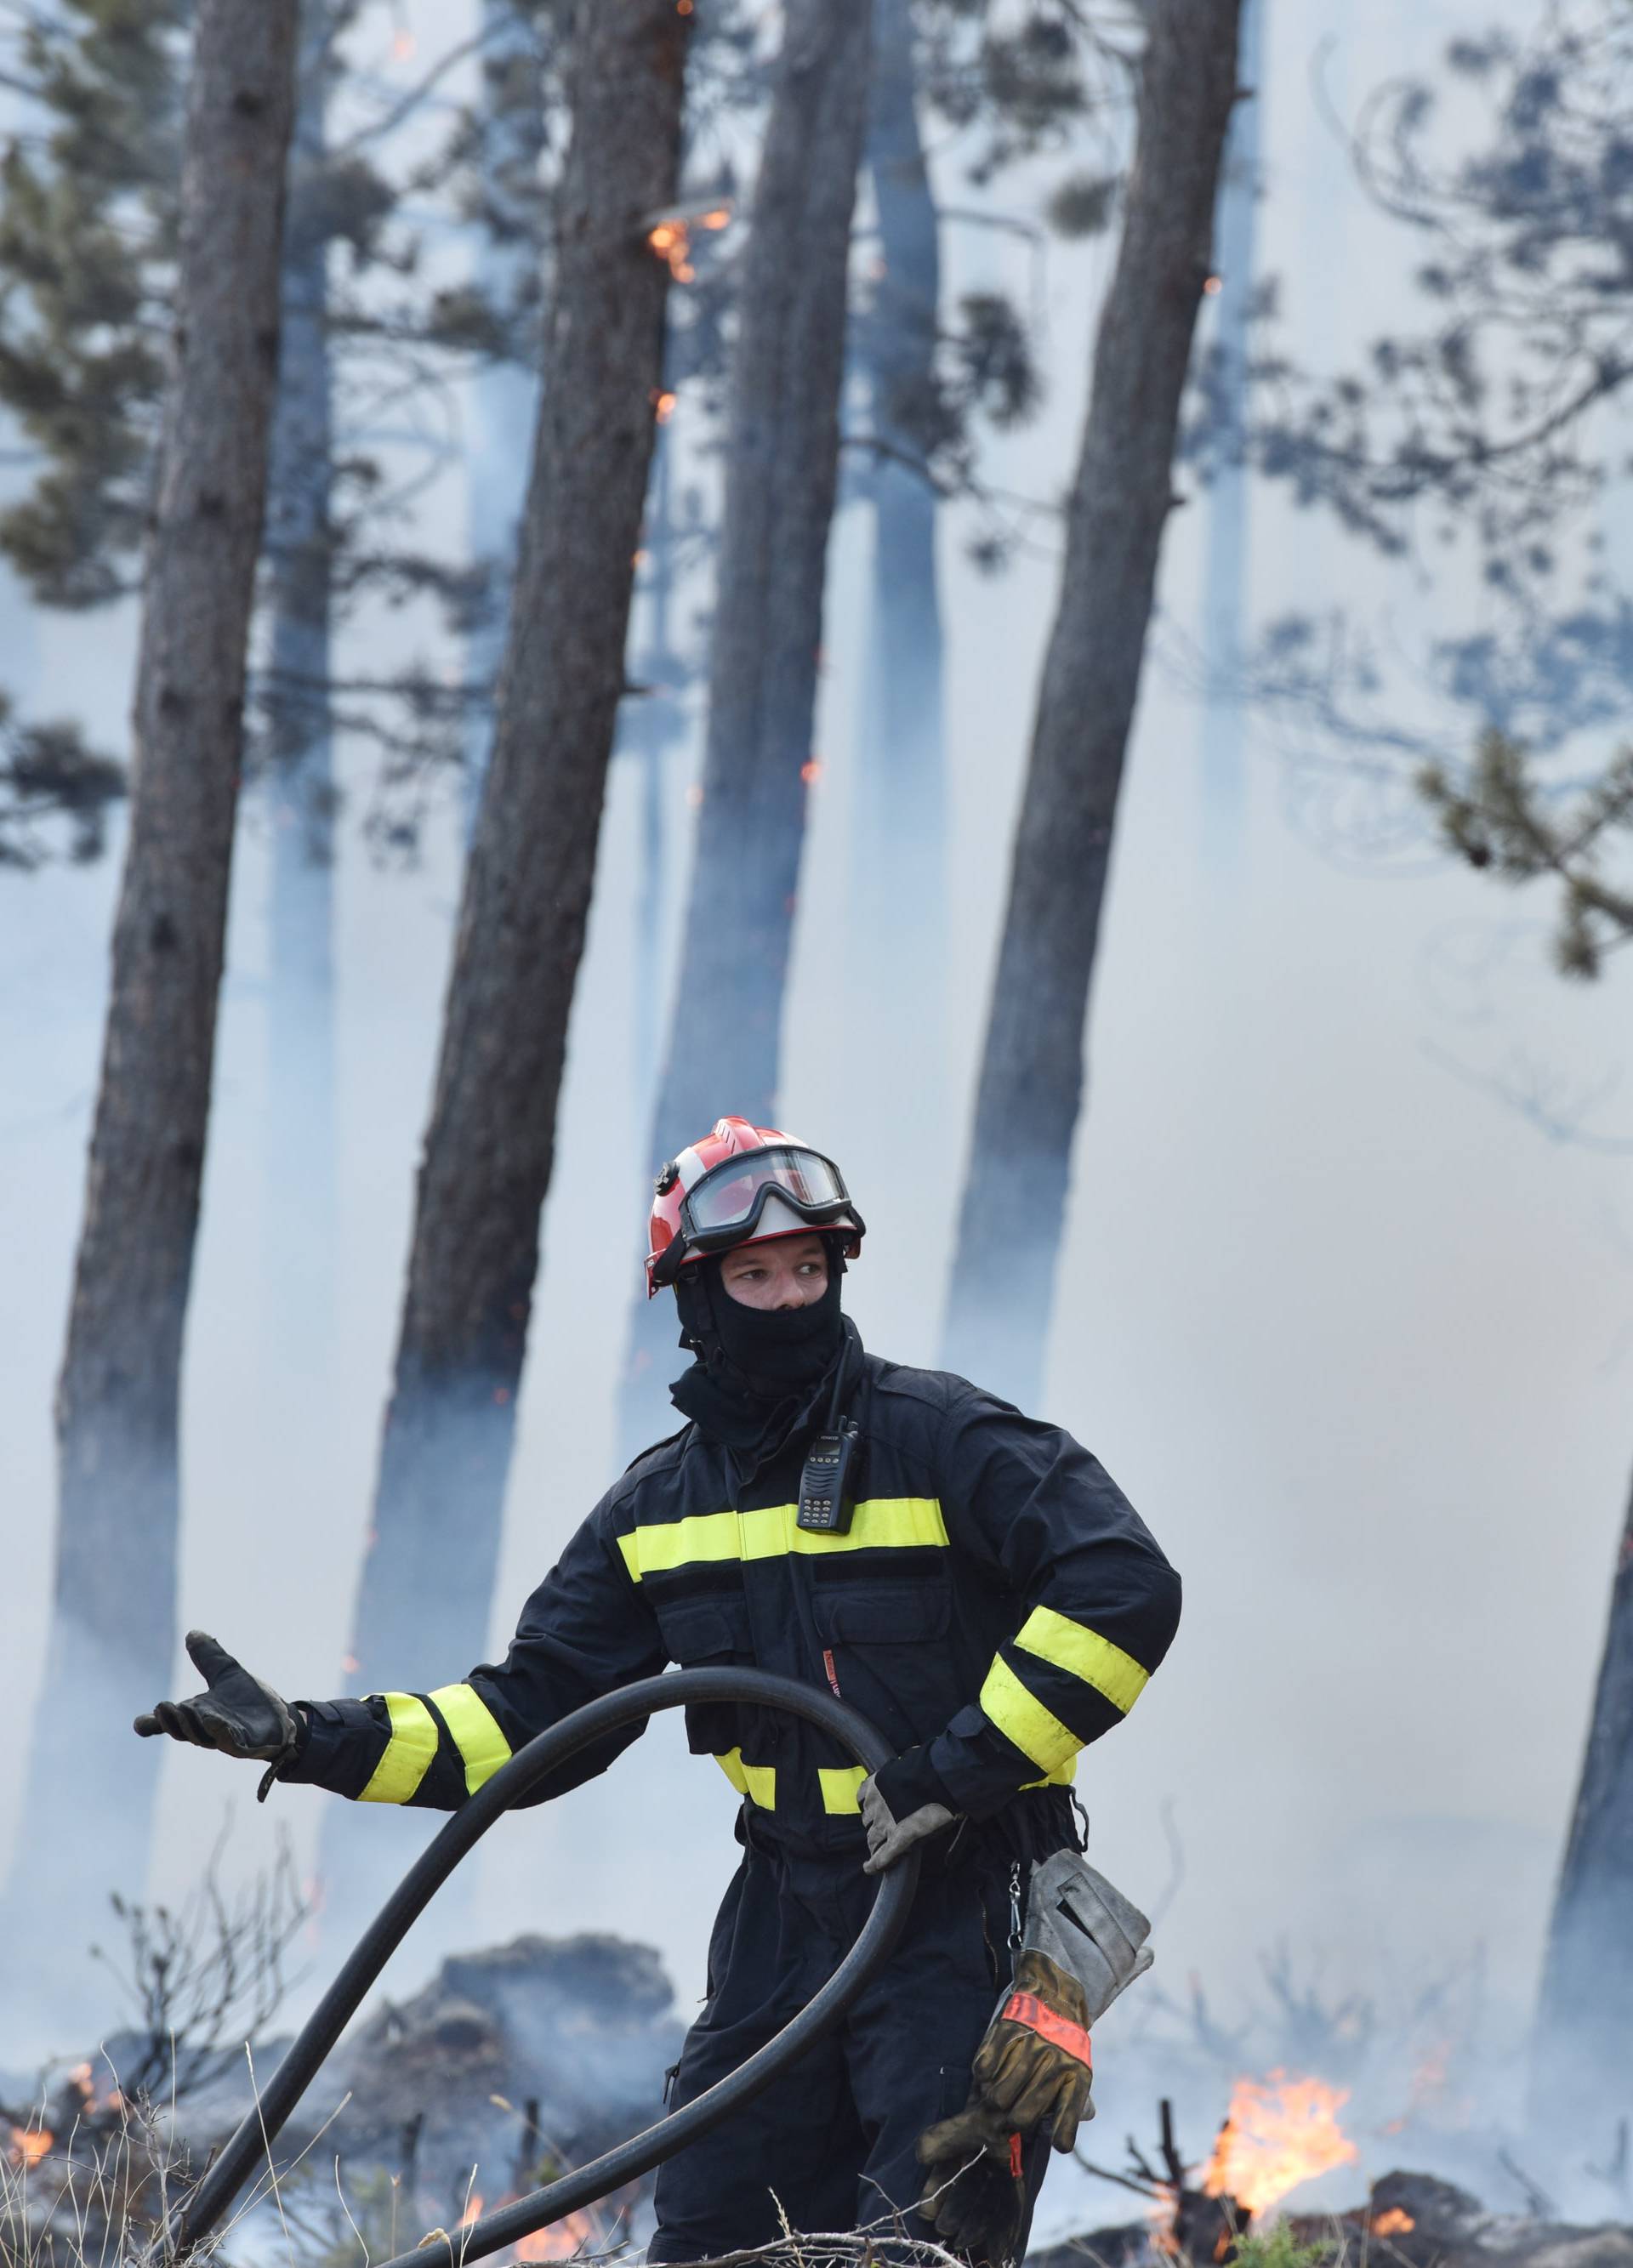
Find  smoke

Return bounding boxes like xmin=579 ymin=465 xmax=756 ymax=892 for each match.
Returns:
xmin=2 ymin=0 xmax=1632 ymax=2237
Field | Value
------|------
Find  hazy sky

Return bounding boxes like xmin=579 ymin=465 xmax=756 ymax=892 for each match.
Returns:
xmin=3 ymin=0 xmax=1630 ymax=2228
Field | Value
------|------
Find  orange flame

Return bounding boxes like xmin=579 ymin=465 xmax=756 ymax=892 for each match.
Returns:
xmin=8 ymin=2126 xmax=54 ymax=2169
xmin=516 ymin=2211 xmax=601 ymax=2260
xmin=654 ymin=391 xmax=677 ymax=425
xmin=457 ymin=2194 xmax=484 ymax=2230
xmin=1374 ymin=2208 xmax=1415 ymax=2236
xmin=1203 ymin=2072 xmax=1358 ymax=2215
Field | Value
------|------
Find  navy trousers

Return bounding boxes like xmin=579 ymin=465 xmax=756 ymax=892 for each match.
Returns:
xmin=648 ymin=1834 xmax=1052 ymax=2260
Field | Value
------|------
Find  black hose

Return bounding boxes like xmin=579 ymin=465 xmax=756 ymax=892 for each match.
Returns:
xmin=166 ymin=1668 xmax=919 ymax=2266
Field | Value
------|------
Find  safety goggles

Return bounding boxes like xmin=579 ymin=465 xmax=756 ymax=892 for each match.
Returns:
xmin=660 ymin=1145 xmax=862 ymax=1282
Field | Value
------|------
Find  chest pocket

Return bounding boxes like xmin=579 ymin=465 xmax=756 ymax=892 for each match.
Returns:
xmin=811 ymin=1581 xmax=951 ymax=1647
xmin=651 ymin=1589 xmax=754 ymax=1669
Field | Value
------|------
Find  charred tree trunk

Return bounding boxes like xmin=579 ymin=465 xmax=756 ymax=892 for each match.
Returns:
xmin=620 ymin=0 xmax=875 ymax=1454
xmin=263 ymin=0 xmax=337 ymax=1372
xmin=851 ymin=0 xmax=946 ymax=1044
xmin=3 ymin=0 xmax=297 ymax=1978
xmin=1530 ymin=1465 xmax=1633 ymax=2151
xmin=322 ymin=0 xmax=690 ymax=1922
xmin=940 ymin=0 xmax=1241 ymax=1407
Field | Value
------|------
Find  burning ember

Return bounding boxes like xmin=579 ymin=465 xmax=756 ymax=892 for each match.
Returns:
xmin=1203 ymin=2073 xmax=1359 ymax=2215
xmin=1374 ymin=2208 xmax=1416 ymax=2236
xmin=646 ymin=205 xmax=731 ymax=283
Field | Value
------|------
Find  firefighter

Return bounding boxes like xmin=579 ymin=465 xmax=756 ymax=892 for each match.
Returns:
xmin=136 ymin=1117 xmax=1181 ymax=2264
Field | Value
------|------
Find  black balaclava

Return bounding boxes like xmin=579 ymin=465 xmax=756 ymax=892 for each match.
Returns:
xmin=674 ymin=1242 xmax=845 ymax=1402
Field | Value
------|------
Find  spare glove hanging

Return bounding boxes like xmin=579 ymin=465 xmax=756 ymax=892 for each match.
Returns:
xmin=916 ymin=1850 xmax=1154 ymax=2262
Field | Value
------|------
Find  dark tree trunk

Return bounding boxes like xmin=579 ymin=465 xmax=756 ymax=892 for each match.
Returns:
xmin=620 ymin=0 xmax=875 ymax=1455
xmin=623 ymin=427 xmax=687 ymax=1118
xmin=1530 ymin=1466 xmax=1633 ymax=2151
xmin=851 ymin=0 xmax=946 ymax=1041
xmin=940 ymin=0 xmax=1241 ymax=1407
xmin=263 ymin=0 xmax=337 ymax=1370
xmin=1196 ymin=0 xmax=1265 ymax=867
xmin=323 ymin=0 xmax=690 ymax=1928
xmin=3 ymin=0 xmax=298 ymax=1983
xmin=463 ymin=0 xmax=549 ymax=832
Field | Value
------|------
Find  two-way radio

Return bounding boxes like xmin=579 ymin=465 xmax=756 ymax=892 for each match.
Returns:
xmin=795 ymin=1318 xmax=864 ymax=1534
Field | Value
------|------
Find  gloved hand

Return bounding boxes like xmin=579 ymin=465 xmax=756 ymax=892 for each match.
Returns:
xmin=858 ymin=1768 xmax=955 ymax=1875
xmin=915 ymin=2096 xmax=1027 ymax=2265
xmin=970 ymin=1945 xmax=1096 ymax=2150
xmin=134 ymin=1630 xmax=302 ymax=1802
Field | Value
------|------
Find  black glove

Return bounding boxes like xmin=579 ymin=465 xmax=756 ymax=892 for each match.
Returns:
xmin=134 ymin=1630 xmax=302 ymax=1802
xmin=916 ymin=2097 xmax=1027 ymax=2265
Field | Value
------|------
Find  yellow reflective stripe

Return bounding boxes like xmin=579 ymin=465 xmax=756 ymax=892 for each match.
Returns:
xmin=714 ymin=1748 xmax=776 ymax=1807
xmin=358 ymin=1692 xmax=439 ymax=1804
xmin=429 ymin=1682 xmax=511 ymax=1795
xmin=1014 ymin=1606 xmax=1150 ymax=1716
xmin=818 ymin=1765 xmax=868 ymax=1815
xmin=979 ymin=1657 xmax=1082 ymax=1776
xmin=621 ymin=1498 xmax=947 ymax=1582
xmin=1021 ymin=1759 xmax=1078 ymax=1790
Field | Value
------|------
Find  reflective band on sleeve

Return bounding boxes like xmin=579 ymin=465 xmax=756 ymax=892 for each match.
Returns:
xmin=1021 ymin=1759 xmax=1079 ymax=1792
xmin=621 ymin=1498 xmax=948 ymax=1581
xmin=714 ymin=1748 xmax=776 ymax=1807
xmin=1002 ymin=1991 xmax=1093 ymax=2068
xmin=1013 ymin=1606 xmax=1150 ymax=1715
xmin=429 ymin=1682 xmax=512 ymax=1795
xmin=818 ymin=1765 xmax=867 ymax=1815
xmin=358 ymin=1692 xmax=439 ymax=1804
xmin=979 ymin=1657 xmax=1082 ymax=1776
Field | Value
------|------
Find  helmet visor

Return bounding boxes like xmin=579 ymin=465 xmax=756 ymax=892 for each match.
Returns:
xmin=682 ymin=1146 xmax=852 ymax=1249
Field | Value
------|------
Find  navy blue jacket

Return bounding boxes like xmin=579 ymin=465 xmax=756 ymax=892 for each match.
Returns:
xmin=287 ymin=1353 xmax=1181 ymax=1856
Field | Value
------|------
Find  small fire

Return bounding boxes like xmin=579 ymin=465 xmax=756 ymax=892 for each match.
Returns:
xmin=647 ymin=221 xmax=695 ymax=283
xmin=1374 ymin=2209 xmax=1416 ymax=2237
xmin=654 ymin=390 xmax=677 ymax=425
xmin=516 ymin=2212 xmax=601 ymax=2260
xmin=7 ymin=2125 xmax=54 ymax=2170
xmin=1203 ymin=2072 xmax=1358 ymax=2215
xmin=457 ymin=2194 xmax=484 ymax=2230
xmin=800 ymin=759 xmax=822 ymax=784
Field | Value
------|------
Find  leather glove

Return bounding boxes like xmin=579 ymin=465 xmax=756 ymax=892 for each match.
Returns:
xmin=970 ymin=1945 xmax=1095 ymax=2150
xmin=916 ymin=2096 xmax=1027 ymax=2265
xmin=134 ymin=1630 xmax=302 ymax=1802
xmin=858 ymin=1769 xmax=955 ymax=1875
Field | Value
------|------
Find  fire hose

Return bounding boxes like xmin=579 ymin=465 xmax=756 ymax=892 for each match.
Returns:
xmin=160 ymin=1668 xmax=922 ymax=2268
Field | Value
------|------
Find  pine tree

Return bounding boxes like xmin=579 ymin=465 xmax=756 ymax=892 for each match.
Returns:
xmin=2 ymin=0 xmax=299 ymax=2013
xmin=942 ymin=0 xmax=1243 ymax=1407
xmin=320 ymin=0 xmax=695 ymax=1932
xmin=620 ymin=0 xmax=877 ymax=1454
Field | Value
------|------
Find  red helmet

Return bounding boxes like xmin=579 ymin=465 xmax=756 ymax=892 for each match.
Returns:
xmin=646 ymin=1116 xmax=864 ymax=1296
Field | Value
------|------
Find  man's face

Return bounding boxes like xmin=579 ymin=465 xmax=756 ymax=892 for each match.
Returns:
xmin=716 ymin=1233 xmax=830 ymax=1311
